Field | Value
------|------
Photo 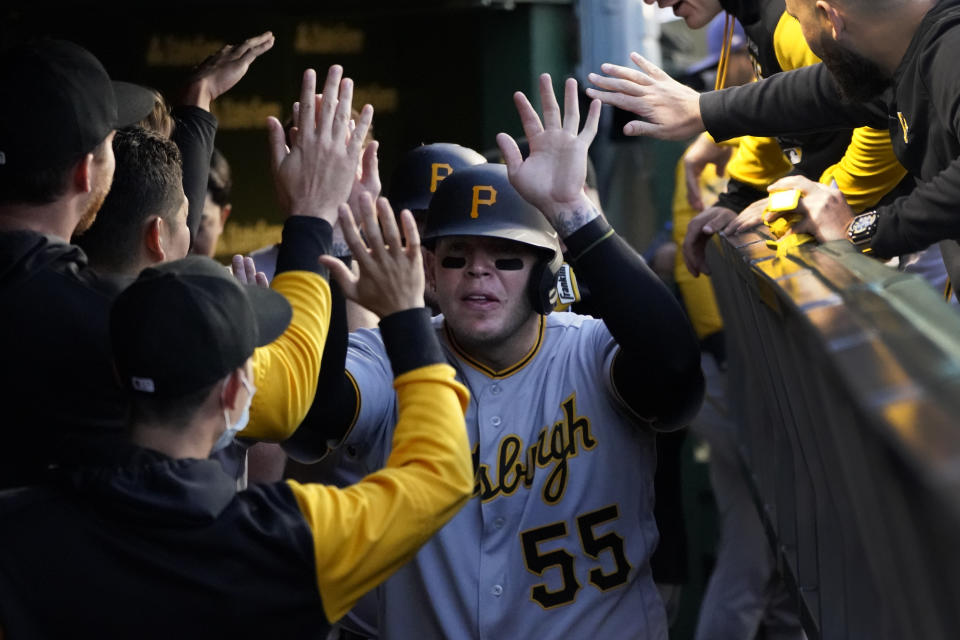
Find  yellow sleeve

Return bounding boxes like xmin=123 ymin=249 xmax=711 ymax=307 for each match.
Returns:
xmin=726 ymin=135 xmax=792 ymax=190
xmin=242 ymin=271 xmax=331 ymax=441
xmin=773 ymin=12 xmax=821 ymax=71
xmin=287 ymin=363 xmax=473 ymax=623
xmin=818 ymin=127 xmax=908 ymax=213
xmin=671 ymin=156 xmax=725 ymax=339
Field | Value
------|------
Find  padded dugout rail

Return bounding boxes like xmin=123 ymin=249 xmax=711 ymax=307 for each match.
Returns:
xmin=705 ymin=229 xmax=960 ymax=640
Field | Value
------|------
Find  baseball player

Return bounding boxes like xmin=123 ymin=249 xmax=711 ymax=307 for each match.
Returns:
xmin=285 ymin=141 xmax=485 ymax=640
xmin=297 ymin=75 xmax=704 ymax=638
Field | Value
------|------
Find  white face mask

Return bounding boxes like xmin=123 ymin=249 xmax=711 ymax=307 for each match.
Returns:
xmin=211 ymin=372 xmax=255 ymax=454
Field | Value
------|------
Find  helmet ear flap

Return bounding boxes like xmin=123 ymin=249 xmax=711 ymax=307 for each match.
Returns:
xmin=527 ymin=251 xmax=563 ymax=315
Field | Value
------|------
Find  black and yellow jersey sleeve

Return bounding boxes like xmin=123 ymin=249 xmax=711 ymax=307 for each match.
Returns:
xmin=774 ymin=12 xmax=907 ymax=212
xmin=243 ymin=271 xmax=331 ymax=441
xmin=726 ymin=135 xmax=792 ymax=190
xmin=818 ymin=127 xmax=909 ymax=213
xmin=286 ymin=363 xmax=473 ymax=624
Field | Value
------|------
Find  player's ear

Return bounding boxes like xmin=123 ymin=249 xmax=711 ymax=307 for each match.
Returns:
xmin=815 ymin=1 xmax=844 ymax=40
xmin=144 ymin=216 xmax=166 ymax=263
xmin=71 ymin=153 xmax=95 ymax=194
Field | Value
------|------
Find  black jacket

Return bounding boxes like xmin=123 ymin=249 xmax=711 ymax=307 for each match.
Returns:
xmin=0 ymin=446 xmax=328 ymax=639
xmin=0 ymin=231 xmax=129 ymax=488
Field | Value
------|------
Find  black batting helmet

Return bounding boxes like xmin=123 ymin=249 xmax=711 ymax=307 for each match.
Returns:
xmin=423 ymin=163 xmax=562 ymax=315
xmin=388 ymin=143 xmax=486 ymax=213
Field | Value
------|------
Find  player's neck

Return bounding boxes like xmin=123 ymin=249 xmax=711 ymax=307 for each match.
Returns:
xmin=449 ymin=314 xmax=543 ymax=373
xmin=854 ymin=0 xmax=936 ymax=75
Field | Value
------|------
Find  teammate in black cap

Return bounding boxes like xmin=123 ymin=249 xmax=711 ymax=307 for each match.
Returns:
xmin=0 ymin=191 xmax=474 ymax=637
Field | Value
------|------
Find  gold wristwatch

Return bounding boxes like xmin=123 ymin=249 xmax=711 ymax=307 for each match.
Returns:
xmin=846 ymin=210 xmax=878 ymax=249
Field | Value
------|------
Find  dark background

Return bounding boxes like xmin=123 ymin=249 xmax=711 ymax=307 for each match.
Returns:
xmin=1 ymin=2 xmax=578 ymax=231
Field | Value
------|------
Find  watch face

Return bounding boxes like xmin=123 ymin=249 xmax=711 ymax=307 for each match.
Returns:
xmin=851 ymin=215 xmax=873 ymax=234
xmin=848 ymin=211 xmax=878 ymax=245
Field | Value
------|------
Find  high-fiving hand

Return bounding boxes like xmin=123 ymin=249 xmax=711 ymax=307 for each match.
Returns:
xmin=496 ymin=74 xmax=602 ymax=237
xmin=320 ymin=195 xmax=425 ymax=318
xmin=266 ymin=66 xmax=373 ymax=226
xmin=587 ymin=52 xmax=705 ymax=140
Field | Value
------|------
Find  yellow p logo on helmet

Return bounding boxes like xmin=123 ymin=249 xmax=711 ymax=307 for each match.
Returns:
xmin=470 ymin=185 xmax=497 ymax=218
xmin=430 ymin=163 xmax=453 ymax=193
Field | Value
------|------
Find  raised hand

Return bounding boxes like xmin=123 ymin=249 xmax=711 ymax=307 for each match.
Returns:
xmin=319 ymin=194 xmax=424 ymax=317
xmin=332 ymin=139 xmax=381 ymax=256
xmin=266 ymin=66 xmax=373 ymax=226
xmin=231 ymin=255 xmax=269 ymax=288
xmin=496 ymin=74 xmax=602 ymax=237
xmin=586 ymin=53 xmax=704 ymax=140
xmin=183 ymin=31 xmax=275 ymax=110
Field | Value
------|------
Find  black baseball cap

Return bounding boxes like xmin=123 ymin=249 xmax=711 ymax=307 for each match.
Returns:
xmin=0 ymin=39 xmax=155 ymax=172
xmin=110 ymin=256 xmax=293 ymax=398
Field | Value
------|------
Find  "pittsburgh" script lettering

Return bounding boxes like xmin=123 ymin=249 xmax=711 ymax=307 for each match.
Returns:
xmin=473 ymin=393 xmax=596 ymax=504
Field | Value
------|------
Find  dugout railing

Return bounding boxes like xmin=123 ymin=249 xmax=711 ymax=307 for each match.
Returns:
xmin=704 ymin=230 xmax=960 ymax=640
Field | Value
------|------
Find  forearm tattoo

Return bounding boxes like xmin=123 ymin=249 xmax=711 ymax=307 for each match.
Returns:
xmin=554 ymin=204 xmax=600 ymax=238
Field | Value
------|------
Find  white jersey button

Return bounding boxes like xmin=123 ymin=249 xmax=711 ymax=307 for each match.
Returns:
xmin=491 ymin=384 xmax=502 ymax=395
xmin=494 ymin=517 xmax=505 ymax=528
xmin=490 ymin=416 xmax=502 ymax=427
xmin=491 ymin=585 xmax=503 ymax=597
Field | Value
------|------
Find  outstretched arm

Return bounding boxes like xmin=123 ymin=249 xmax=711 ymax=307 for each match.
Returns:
xmin=173 ymin=31 xmax=275 ymax=243
xmin=498 ymin=74 xmax=703 ymax=430
xmin=586 ymin=54 xmax=883 ymax=141
xmin=242 ymin=65 xmax=373 ymax=442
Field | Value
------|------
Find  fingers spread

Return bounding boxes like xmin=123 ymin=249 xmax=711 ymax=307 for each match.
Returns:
xmin=629 ymin=53 xmax=665 ymax=79
xmin=588 ymin=72 xmax=648 ymax=96
xmin=599 ymin=62 xmax=650 ymax=85
xmin=398 ymin=209 xmax=421 ymax=256
xmin=584 ymin=88 xmax=639 ymax=112
xmin=357 ymin=192 xmax=385 ymax=256
xmin=376 ymin=197 xmax=403 ymax=255
xmin=266 ymin=117 xmax=288 ymax=175
xmin=337 ymin=203 xmax=369 ymax=260
xmin=348 ymin=104 xmax=374 ymax=162
xmin=496 ymin=132 xmax=524 ymax=174
xmin=562 ymin=77 xmax=580 ymax=134
xmin=243 ymin=256 xmax=258 ymax=283
xmin=580 ymin=98 xmax=602 ymax=144
xmin=318 ymin=65 xmax=344 ymax=138
xmin=318 ymin=254 xmax=359 ymax=299
xmin=297 ymin=69 xmax=318 ymax=140
xmin=330 ymin=77 xmax=354 ymax=144
xmin=540 ymin=73 xmax=562 ymax=130
xmin=513 ymin=90 xmax=544 ymax=139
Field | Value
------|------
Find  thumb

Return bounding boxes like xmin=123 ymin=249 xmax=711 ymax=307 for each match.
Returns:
xmin=496 ymin=132 xmax=523 ymax=174
xmin=318 ymin=255 xmax=359 ymax=300
xmin=623 ymin=119 xmax=656 ymax=137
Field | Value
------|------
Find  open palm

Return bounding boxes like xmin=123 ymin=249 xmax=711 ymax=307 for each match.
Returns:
xmin=497 ymin=74 xmax=601 ymax=219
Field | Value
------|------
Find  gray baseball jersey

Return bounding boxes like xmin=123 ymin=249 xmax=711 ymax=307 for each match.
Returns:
xmin=342 ymin=312 xmax=666 ymax=639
